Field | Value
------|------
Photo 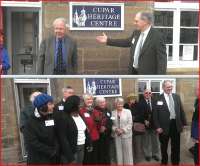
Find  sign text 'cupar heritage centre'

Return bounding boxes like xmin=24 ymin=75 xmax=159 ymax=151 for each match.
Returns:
xmin=70 ymin=2 xmax=124 ymax=30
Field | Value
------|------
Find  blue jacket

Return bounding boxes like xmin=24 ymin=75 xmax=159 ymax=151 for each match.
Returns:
xmin=191 ymin=98 xmax=199 ymax=140
xmin=0 ymin=47 xmax=11 ymax=74
xmin=191 ymin=121 xmax=198 ymax=140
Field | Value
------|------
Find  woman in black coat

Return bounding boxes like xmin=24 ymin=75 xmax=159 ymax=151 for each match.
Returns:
xmin=24 ymin=93 xmax=59 ymax=165
xmin=54 ymin=95 xmax=91 ymax=164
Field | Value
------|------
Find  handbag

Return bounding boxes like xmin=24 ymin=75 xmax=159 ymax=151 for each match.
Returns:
xmin=133 ymin=122 xmax=145 ymax=135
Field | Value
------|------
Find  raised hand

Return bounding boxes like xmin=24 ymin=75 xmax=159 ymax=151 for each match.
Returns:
xmin=96 ymin=32 xmax=108 ymax=43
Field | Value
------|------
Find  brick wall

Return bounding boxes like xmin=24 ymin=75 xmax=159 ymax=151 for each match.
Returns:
xmin=2 ymin=79 xmax=21 ymax=163
xmin=42 ymin=1 xmax=154 ymax=74
xmin=41 ymin=1 xmax=198 ymax=75
xmin=176 ymin=78 xmax=197 ymax=122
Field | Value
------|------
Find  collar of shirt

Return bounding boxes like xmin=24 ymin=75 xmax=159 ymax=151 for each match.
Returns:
xmin=163 ymin=92 xmax=171 ymax=107
xmin=54 ymin=37 xmax=67 ymax=68
xmin=56 ymin=38 xmax=64 ymax=49
xmin=141 ymin=25 xmax=151 ymax=46
xmin=146 ymin=99 xmax=151 ymax=103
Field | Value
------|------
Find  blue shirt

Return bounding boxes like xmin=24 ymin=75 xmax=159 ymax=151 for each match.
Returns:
xmin=0 ymin=47 xmax=11 ymax=74
xmin=54 ymin=38 xmax=67 ymax=69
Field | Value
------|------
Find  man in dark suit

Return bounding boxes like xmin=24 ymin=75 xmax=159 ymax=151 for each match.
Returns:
xmin=138 ymin=89 xmax=160 ymax=162
xmin=55 ymin=86 xmax=74 ymax=111
xmin=37 ymin=17 xmax=77 ymax=75
xmin=96 ymin=11 xmax=167 ymax=75
xmin=153 ymin=80 xmax=187 ymax=165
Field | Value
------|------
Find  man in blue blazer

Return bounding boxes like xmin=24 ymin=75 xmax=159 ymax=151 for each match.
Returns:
xmin=37 ymin=18 xmax=77 ymax=75
xmin=96 ymin=11 xmax=167 ymax=75
xmin=153 ymin=80 xmax=187 ymax=165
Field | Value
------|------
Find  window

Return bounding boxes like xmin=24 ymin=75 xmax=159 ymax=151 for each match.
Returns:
xmin=154 ymin=1 xmax=199 ymax=68
xmin=154 ymin=11 xmax=173 ymax=61
xmin=180 ymin=11 xmax=198 ymax=61
xmin=137 ymin=79 xmax=176 ymax=100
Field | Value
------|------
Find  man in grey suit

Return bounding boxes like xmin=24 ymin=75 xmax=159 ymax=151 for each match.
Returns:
xmin=153 ymin=80 xmax=187 ymax=165
xmin=37 ymin=17 xmax=77 ymax=75
xmin=96 ymin=11 xmax=167 ymax=75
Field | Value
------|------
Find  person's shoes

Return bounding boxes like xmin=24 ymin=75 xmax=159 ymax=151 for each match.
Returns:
xmin=152 ymin=156 xmax=160 ymax=161
xmin=145 ymin=156 xmax=151 ymax=161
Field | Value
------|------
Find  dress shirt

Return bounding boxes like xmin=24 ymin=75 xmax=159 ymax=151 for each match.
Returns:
xmin=164 ymin=93 xmax=176 ymax=119
xmin=133 ymin=26 xmax=151 ymax=68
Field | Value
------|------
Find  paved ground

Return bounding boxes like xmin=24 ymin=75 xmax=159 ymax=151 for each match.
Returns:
xmin=18 ymin=127 xmax=195 ymax=165
xmin=110 ymin=126 xmax=195 ymax=166
xmin=133 ymin=127 xmax=194 ymax=165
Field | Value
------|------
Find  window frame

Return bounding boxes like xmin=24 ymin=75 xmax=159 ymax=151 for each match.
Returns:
xmin=137 ymin=78 xmax=176 ymax=95
xmin=154 ymin=1 xmax=199 ymax=69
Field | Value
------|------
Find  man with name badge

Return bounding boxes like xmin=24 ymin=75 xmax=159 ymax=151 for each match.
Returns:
xmin=153 ymin=80 xmax=187 ymax=165
xmin=55 ymin=86 xmax=75 ymax=111
xmin=96 ymin=11 xmax=167 ymax=75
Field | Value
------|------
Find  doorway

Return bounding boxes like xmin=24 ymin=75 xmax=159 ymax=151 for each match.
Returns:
xmin=12 ymin=12 xmax=39 ymax=74
xmin=4 ymin=6 xmax=41 ymax=74
xmin=14 ymin=79 xmax=51 ymax=159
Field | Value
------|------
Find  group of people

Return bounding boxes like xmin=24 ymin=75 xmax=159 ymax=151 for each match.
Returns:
xmin=19 ymin=80 xmax=199 ymax=165
xmin=20 ymin=87 xmax=113 ymax=165
xmin=37 ymin=11 xmax=167 ymax=75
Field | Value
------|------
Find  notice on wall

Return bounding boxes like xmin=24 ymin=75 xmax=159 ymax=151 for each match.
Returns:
xmin=182 ymin=45 xmax=194 ymax=61
xmin=69 ymin=2 xmax=124 ymax=30
xmin=83 ymin=78 xmax=122 ymax=97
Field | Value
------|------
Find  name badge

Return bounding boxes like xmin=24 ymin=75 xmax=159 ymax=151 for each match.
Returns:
xmin=45 ymin=120 xmax=55 ymax=126
xmin=157 ymin=101 xmax=163 ymax=105
xmin=132 ymin=38 xmax=135 ymax=44
xmin=107 ymin=112 xmax=111 ymax=117
xmin=110 ymin=116 xmax=115 ymax=120
xmin=84 ymin=113 xmax=90 ymax=118
xmin=58 ymin=105 xmax=64 ymax=111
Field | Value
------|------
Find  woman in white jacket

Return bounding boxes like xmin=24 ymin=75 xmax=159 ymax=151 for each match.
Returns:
xmin=112 ymin=97 xmax=133 ymax=165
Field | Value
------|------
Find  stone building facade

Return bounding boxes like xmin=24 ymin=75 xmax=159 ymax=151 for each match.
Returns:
xmin=1 ymin=1 xmax=199 ymax=74
xmin=2 ymin=77 xmax=198 ymax=163
xmin=0 ymin=0 xmax=198 ymax=164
